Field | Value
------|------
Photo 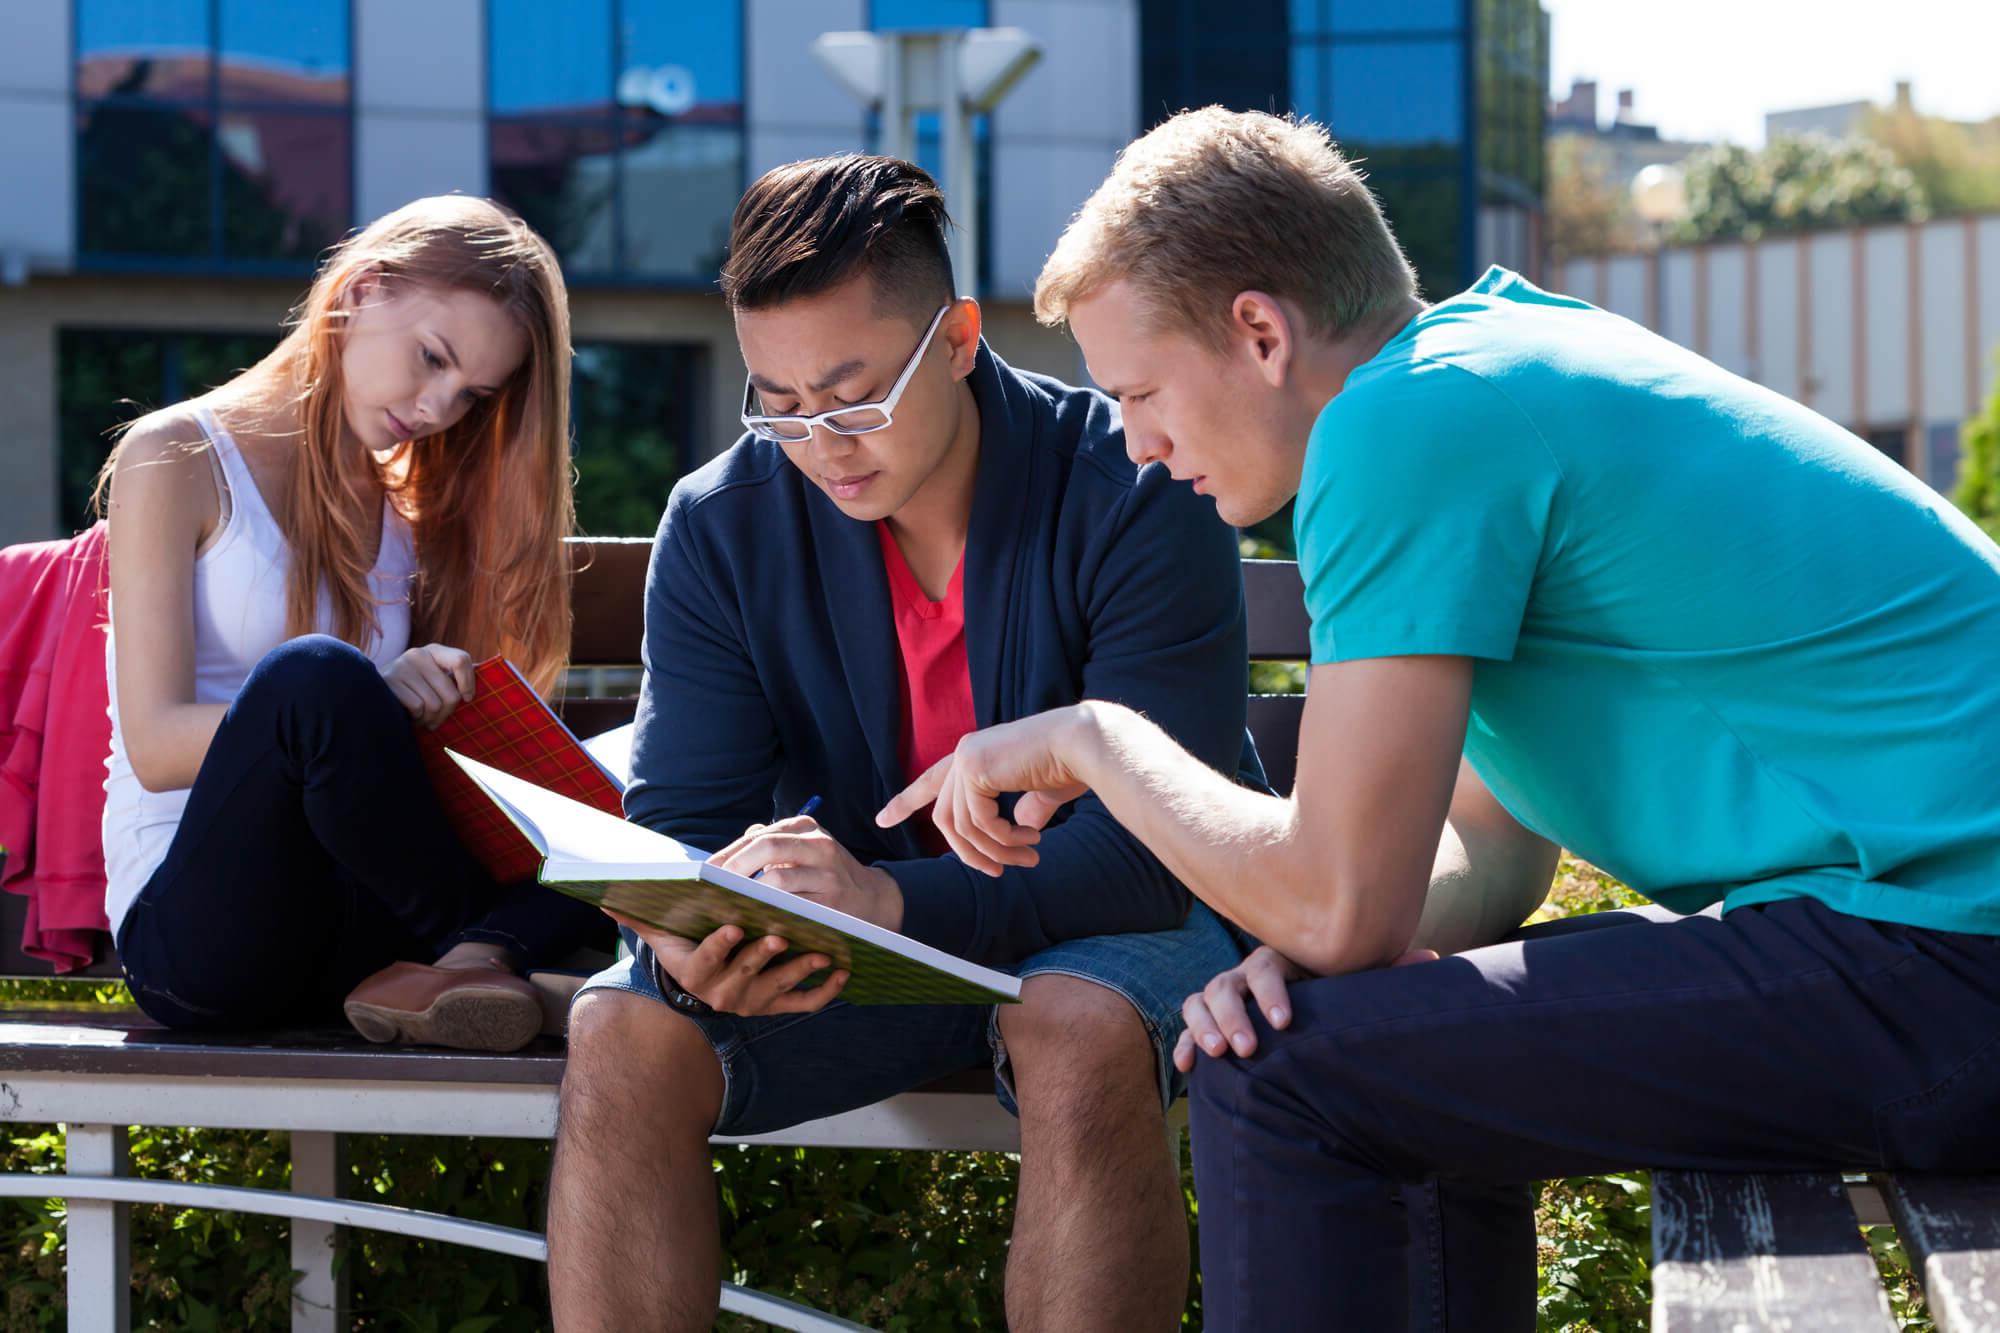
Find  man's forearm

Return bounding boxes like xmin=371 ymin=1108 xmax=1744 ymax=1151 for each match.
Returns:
xmin=1068 ymin=702 xmax=1345 ymax=956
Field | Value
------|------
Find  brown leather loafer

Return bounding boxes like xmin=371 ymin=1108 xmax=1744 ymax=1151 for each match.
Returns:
xmin=342 ymin=960 xmax=543 ymax=1053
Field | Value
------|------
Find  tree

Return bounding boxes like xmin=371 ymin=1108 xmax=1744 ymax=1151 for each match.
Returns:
xmin=1545 ymin=135 xmax=1636 ymax=260
xmin=1954 ymin=349 xmax=2000 ymax=541
xmin=1673 ymin=133 xmax=1928 ymax=244
xmin=1864 ymin=105 xmax=2000 ymax=218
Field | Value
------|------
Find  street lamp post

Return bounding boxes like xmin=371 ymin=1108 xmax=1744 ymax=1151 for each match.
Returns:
xmin=811 ymin=28 xmax=1041 ymax=298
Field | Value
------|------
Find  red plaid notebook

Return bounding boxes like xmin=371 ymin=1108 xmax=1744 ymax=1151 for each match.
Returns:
xmin=416 ymin=657 xmax=625 ymax=884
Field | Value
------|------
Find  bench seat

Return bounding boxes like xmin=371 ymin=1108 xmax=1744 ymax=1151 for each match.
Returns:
xmin=1655 ymin=1168 xmax=2000 ymax=1332
xmin=0 ymin=1007 xmax=1012 ymax=1147
xmin=0 ymin=1008 xmax=1025 ymax=1331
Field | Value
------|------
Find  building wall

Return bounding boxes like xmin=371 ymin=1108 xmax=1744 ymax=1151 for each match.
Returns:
xmin=0 ymin=0 xmax=73 ymax=272
xmin=745 ymin=0 xmax=869 ymax=175
xmin=987 ymin=0 xmax=1136 ymax=298
xmin=1553 ymin=214 xmax=2000 ymax=492
xmin=353 ymin=0 xmax=487 ymax=223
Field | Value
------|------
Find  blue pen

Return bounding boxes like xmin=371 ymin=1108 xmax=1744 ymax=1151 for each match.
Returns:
xmin=751 ymin=795 xmax=822 ymax=880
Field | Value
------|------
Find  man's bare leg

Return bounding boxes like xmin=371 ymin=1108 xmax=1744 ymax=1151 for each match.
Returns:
xmin=547 ymin=989 xmax=724 ymax=1331
xmin=999 ymin=973 xmax=1189 ymax=1332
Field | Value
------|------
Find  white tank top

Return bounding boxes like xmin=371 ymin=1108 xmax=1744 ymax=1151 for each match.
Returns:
xmin=102 ymin=405 xmax=418 ymax=938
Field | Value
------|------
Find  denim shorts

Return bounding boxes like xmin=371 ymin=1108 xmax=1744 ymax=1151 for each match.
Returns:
xmin=572 ymin=899 xmax=1244 ymax=1138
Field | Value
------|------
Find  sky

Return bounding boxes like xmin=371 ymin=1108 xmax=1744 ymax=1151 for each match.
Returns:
xmin=1542 ymin=0 xmax=2000 ymax=146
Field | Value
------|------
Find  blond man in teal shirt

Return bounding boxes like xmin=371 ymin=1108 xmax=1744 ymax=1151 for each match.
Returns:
xmin=880 ymin=108 xmax=2000 ymax=1330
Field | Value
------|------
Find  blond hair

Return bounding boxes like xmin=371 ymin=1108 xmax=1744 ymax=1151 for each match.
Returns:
xmin=97 ymin=196 xmax=576 ymax=694
xmin=1035 ymin=107 xmax=1418 ymax=348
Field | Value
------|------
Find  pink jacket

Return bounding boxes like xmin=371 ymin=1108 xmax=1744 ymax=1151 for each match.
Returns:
xmin=0 ymin=522 xmax=112 ymax=971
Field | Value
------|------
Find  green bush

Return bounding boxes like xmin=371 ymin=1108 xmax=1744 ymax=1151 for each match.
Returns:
xmin=1954 ymin=348 xmax=2000 ymax=540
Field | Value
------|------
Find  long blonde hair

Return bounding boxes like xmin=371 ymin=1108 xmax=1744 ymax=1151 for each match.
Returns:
xmin=102 ymin=196 xmax=575 ymax=694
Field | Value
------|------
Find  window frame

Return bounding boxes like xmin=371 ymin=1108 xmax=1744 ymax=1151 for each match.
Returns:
xmin=483 ymin=0 xmax=749 ymax=290
xmin=71 ymin=0 xmax=358 ymax=275
xmin=567 ymin=336 xmax=710 ymax=536
xmin=1289 ymin=0 xmax=1476 ymax=294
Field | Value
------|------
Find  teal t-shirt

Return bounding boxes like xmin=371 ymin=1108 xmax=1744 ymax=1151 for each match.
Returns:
xmin=1296 ymin=265 xmax=2000 ymax=934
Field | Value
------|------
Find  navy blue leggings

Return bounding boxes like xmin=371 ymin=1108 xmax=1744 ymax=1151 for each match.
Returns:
xmin=116 ymin=636 xmax=608 ymax=1029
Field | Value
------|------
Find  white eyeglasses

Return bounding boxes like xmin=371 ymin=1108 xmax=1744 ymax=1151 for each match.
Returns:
xmin=740 ymin=304 xmax=952 ymax=444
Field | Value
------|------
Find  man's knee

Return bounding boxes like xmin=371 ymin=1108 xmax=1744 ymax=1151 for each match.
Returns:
xmin=1186 ymin=1043 xmax=1256 ymax=1140
xmin=1001 ymin=974 xmax=1158 ymax=1129
xmin=1184 ymin=995 xmax=1386 ymax=1158
xmin=560 ymin=989 xmax=721 ymax=1133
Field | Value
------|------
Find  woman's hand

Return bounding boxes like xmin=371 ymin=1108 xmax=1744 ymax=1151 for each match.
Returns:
xmin=382 ymin=644 xmax=475 ymax=728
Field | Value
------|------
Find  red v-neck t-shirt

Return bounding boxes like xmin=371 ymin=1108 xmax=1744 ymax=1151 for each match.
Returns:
xmin=877 ymin=524 xmax=977 ymax=851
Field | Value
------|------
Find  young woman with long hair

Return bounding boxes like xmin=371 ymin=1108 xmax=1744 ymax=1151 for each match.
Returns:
xmin=99 ymin=195 xmax=602 ymax=1052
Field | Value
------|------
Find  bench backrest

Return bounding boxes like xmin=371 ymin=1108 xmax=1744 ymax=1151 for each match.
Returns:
xmin=0 ymin=539 xmax=1308 ymax=978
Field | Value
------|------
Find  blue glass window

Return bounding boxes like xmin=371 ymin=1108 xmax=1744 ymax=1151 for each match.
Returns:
xmin=75 ymin=0 xmax=353 ymax=267
xmin=622 ymin=1 xmax=743 ymax=116
xmin=76 ymin=102 xmax=214 ymax=258
xmin=488 ymin=120 xmax=618 ymax=271
xmin=76 ymin=0 xmax=208 ymax=99
xmin=1372 ymin=171 xmax=1461 ymax=297
xmin=1330 ymin=41 xmax=1461 ymax=150
xmin=490 ymin=0 xmax=613 ymax=115
xmin=489 ymin=1 xmax=746 ymax=282
xmin=1330 ymin=0 xmax=1461 ymax=33
xmin=1290 ymin=44 xmax=1324 ymax=121
xmin=219 ymin=0 xmax=350 ymax=102
xmin=1475 ymin=0 xmax=1546 ymax=193
xmin=619 ymin=125 xmax=741 ymax=277
xmin=1294 ymin=0 xmax=1462 ymax=35
xmin=871 ymin=0 xmax=988 ymax=29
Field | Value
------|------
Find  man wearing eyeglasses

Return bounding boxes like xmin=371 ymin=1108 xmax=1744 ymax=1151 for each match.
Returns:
xmin=545 ymin=154 xmax=1264 ymax=1332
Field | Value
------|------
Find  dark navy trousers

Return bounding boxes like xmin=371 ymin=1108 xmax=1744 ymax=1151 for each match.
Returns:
xmin=117 ymin=636 xmax=607 ymax=1030
xmin=1189 ymin=897 xmax=2000 ymax=1331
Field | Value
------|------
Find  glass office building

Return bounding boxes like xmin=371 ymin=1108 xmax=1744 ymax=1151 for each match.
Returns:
xmin=4 ymin=0 xmax=1547 ymax=542
xmin=1141 ymin=0 xmax=1547 ymax=299
xmin=486 ymin=1 xmax=745 ymax=284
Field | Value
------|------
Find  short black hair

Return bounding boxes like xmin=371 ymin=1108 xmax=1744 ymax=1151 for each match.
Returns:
xmin=720 ymin=154 xmax=955 ymax=322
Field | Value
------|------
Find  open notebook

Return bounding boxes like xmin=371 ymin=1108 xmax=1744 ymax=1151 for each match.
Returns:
xmin=447 ymin=752 xmax=1022 ymax=1007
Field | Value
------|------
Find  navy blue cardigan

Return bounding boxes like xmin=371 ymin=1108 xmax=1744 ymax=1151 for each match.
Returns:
xmin=625 ymin=343 xmax=1265 ymax=967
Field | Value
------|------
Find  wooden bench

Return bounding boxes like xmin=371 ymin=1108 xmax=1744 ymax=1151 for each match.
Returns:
xmin=1654 ymin=1170 xmax=2000 ymax=1330
xmin=0 ymin=540 xmax=1309 ymax=1332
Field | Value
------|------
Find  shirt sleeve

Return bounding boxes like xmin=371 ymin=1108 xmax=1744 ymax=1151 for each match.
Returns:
xmin=1294 ymin=358 xmax=1564 ymax=665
